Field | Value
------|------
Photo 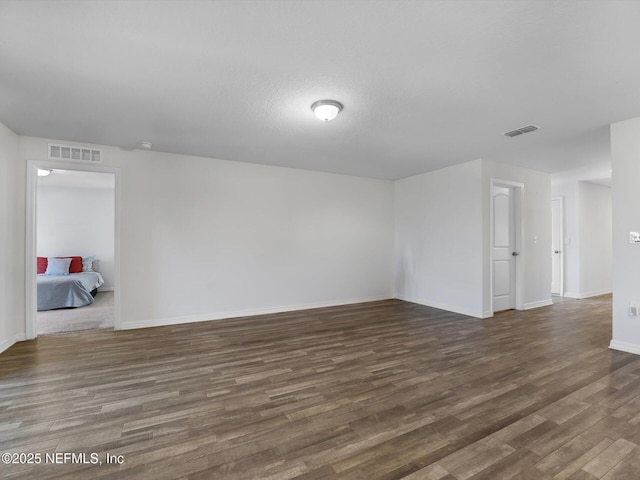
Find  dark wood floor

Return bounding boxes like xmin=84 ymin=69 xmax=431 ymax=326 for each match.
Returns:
xmin=1 ymin=295 xmax=640 ymax=479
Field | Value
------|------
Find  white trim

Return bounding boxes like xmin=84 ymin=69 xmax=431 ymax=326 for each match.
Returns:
xmin=25 ymin=164 xmax=37 ymax=340
xmin=120 ymin=296 xmax=392 ymax=330
xmin=397 ymin=295 xmax=489 ymax=319
xmin=523 ymin=299 xmax=554 ymax=310
xmin=490 ymin=178 xmax=525 ymax=315
xmin=0 ymin=333 xmax=26 ymax=355
xmin=563 ymin=289 xmax=612 ymax=300
xmin=26 ymin=160 xmax=122 ymax=339
xmin=583 ymin=289 xmax=611 ymax=298
xmin=609 ymin=340 xmax=640 ymax=356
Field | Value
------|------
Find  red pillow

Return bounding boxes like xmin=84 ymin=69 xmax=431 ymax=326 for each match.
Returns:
xmin=37 ymin=256 xmax=83 ymax=274
xmin=65 ymin=256 xmax=83 ymax=273
xmin=37 ymin=257 xmax=48 ymax=274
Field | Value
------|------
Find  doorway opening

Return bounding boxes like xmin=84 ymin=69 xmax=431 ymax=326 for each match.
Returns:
xmin=26 ymin=161 xmax=121 ymax=339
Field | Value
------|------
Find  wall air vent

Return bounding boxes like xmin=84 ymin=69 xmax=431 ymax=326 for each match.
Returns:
xmin=503 ymin=124 xmax=540 ymax=138
xmin=48 ymin=143 xmax=102 ymax=163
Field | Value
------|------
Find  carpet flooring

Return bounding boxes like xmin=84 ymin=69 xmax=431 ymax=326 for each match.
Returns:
xmin=36 ymin=291 xmax=114 ymax=335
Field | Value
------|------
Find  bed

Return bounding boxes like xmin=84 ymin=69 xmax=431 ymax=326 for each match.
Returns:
xmin=36 ymin=256 xmax=105 ymax=311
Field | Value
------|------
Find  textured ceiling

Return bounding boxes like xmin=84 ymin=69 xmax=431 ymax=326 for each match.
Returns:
xmin=1 ymin=0 xmax=639 ymax=180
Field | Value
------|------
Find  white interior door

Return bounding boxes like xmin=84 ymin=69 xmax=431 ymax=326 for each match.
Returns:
xmin=492 ymin=185 xmax=516 ymax=311
xmin=551 ymin=197 xmax=563 ymax=295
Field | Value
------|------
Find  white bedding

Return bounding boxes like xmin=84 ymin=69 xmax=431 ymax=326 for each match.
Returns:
xmin=37 ymin=272 xmax=104 ymax=311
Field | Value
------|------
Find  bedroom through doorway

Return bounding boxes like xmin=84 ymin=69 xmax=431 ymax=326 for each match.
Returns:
xmin=35 ymin=169 xmax=116 ymax=335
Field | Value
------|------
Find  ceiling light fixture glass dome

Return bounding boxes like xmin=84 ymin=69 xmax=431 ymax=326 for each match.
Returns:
xmin=311 ymin=100 xmax=343 ymax=122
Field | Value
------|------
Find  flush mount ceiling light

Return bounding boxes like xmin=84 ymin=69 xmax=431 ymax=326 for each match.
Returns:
xmin=139 ymin=141 xmax=153 ymax=149
xmin=37 ymin=168 xmax=53 ymax=177
xmin=311 ymin=100 xmax=343 ymax=122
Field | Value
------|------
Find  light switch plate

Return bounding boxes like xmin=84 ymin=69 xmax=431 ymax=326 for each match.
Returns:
xmin=630 ymin=232 xmax=640 ymax=243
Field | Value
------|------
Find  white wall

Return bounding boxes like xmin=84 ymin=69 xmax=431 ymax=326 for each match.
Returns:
xmin=0 ymin=123 xmax=25 ymax=353
xmin=37 ymin=185 xmax=115 ymax=290
xmin=395 ymin=158 xmax=552 ymax=319
xmin=1 ymin=130 xmax=556 ymax=349
xmin=611 ymin=116 xmax=640 ymax=355
xmin=19 ymin=136 xmax=395 ymax=329
xmin=578 ymin=182 xmax=612 ymax=296
xmin=395 ymin=160 xmax=484 ymax=317
xmin=481 ymin=160 xmax=552 ymax=313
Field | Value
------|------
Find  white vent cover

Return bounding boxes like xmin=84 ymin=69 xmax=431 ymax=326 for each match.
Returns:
xmin=503 ymin=124 xmax=540 ymax=138
xmin=48 ymin=143 xmax=102 ymax=163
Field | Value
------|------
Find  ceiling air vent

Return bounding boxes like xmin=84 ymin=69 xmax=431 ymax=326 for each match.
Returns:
xmin=503 ymin=124 xmax=540 ymax=138
xmin=48 ymin=143 xmax=102 ymax=163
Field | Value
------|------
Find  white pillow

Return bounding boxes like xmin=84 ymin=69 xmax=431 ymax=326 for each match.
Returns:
xmin=45 ymin=257 xmax=72 ymax=276
xmin=82 ymin=256 xmax=96 ymax=272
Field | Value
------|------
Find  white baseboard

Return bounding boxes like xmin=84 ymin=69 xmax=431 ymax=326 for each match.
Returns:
xmin=0 ymin=337 xmax=15 ymax=355
xmin=587 ymin=288 xmax=612 ymax=298
xmin=120 ymin=295 xmax=392 ymax=330
xmin=396 ymin=295 xmax=487 ymax=319
xmin=609 ymin=340 xmax=640 ymax=356
xmin=564 ymin=289 xmax=612 ymax=300
xmin=523 ymin=299 xmax=554 ymax=310
xmin=0 ymin=333 xmax=26 ymax=355
xmin=396 ymin=296 xmax=553 ymax=318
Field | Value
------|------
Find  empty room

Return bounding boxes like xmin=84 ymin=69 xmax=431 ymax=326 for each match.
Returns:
xmin=2 ymin=1 xmax=640 ymax=479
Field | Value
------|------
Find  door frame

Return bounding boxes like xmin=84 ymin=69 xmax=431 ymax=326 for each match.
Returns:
xmin=551 ymin=195 xmax=564 ymax=296
xmin=25 ymin=160 xmax=122 ymax=339
xmin=489 ymin=178 xmax=524 ymax=314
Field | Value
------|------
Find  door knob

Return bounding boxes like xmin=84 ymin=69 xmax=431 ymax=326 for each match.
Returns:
xmin=512 ymin=252 xmax=519 ymax=256
xmin=554 ymin=250 xmax=560 ymax=254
